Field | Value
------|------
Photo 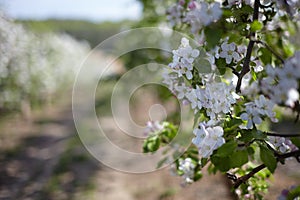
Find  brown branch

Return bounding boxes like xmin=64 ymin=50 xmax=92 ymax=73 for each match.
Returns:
xmin=230 ymin=150 xmax=300 ymax=189
xmin=236 ymin=0 xmax=260 ymax=93
xmin=233 ymin=164 xmax=266 ymax=188
xmin=226 ymin=66 xmax=240 ymax=76
xmin=265 ymin=132 xmax=300 ymax=137
xmin=277 ymin=149 xmax=300 ymax=162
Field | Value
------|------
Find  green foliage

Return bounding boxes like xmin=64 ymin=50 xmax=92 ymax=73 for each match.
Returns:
xmin=204 ymin=26 xmax=223 ymax=49
xmin=287 ymin=186 xmax=300 ymax=200
xmin=143 ymin=122 xmax=178 ymax=153
xmin=259 ymin=144 xmax=277 ymax=173
xmin=250 ymin=20 xmax=263 ymax=32
xmin=211 ymin=140 xmax=248 ymax=172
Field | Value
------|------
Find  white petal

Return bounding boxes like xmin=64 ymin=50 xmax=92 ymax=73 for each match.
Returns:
xmin=253 ymin=115 xmax=262 ymax=124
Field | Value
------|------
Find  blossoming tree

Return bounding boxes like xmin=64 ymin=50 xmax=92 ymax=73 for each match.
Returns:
xmin=0 ymin=13 xmax=90 ymax=113
xmin=142 ymin=0 xmax=300 ymax=199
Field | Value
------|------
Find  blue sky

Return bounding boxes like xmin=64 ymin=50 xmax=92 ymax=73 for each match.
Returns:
xmin=0 ymin=0 xmax=142 ymax=22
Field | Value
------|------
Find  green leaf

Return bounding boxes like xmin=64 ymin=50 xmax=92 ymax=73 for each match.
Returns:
xmin=193 ymin=111 xmax=201 ymax=128
xmin=194 ymin=171 xmax=203 ymax=181
xmin=291 ymin=137 xmax=300 ymax=149
xmin=194 ymin=58 xmax=212 ymax=74
xmin=287 ymin=185 xmax=300 ymax=200
xmin=259 ymin=48 xmax=272 ymax=65
xmin=240 ymin=129 xmax=266 ymax=143
xmin=251 ymin=69 xmax=257 ymax=81
xmin=247 ymin=146 xmax=255 ymax=155
xmin=204 ymin=27 xmax=222 ymax=49
xmin=215 ymin=58 xmax=227 ymax=75
xmin=214 ymin=140 xmax=238 ymax=157
xmin=211 ymin=155 xmax=232 ymax=172
xmin=230 ymin=150 xmax=248 ymax=168
xmin=260 ymin=145 xmax=277 ymax=173
xmin=251 ymin=20 xmax=263 ymax=31
xmin=143 ymin=136 xmax=161 ymax=153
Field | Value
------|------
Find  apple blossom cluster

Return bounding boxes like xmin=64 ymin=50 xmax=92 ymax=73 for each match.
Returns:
xmin=185 ymin=1 xmax=222 ymax=34
xmin=274 ymin=0 xmax=300 ymax=17
xmin=194 ymin=82 xmax=238 ymax=119
xmin=240 ymin=95 xmax=278 ymax=129
xmin=261 ymin=52 xmax=300 ymax=108
xmin=235 ymin=185 xmax=256 ymax=200
xmin=166 ymin=0 xmax=222 ymax=38
xmin=216 ymin=39 xmax=244 ymax=64
xmin=169 ymin=37 xmax=200 ymax=80
xmin=166 ymin=0 xmax=184 ymax=27
xmin=165 ymin=37 xmax=239 ymax=120
xmin=192 ymin=122 xmax=225 ymax=158
xmin=267 ymin=136 xmax=298 ymax=153
xmin=178 ymin=157 xmax=196 ymax=183
xmin=144 ymin=121 xmax=165 ymax=135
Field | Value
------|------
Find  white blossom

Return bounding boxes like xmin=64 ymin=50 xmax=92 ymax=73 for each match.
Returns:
xmin=166 ymin=3 xmax=184 ymax=27
xmin=267 ymin=136 xmax=298 ymax=154
xmin=240 ymin=95 xmax=278 ymax=129
xmin=169 ymin=37 xmax=199 ymax=80
xmin=178 ymin=157 xmax=196 ymax=183
xmin=261 ymin=52 xmax=300 ymax=107
xmin=192 ymin=123 xmax=225 ymax=158
xmin=185 ymin=1 xmax=222 ymax=34
xmin=144 ymin=121 xmax=164 ymax=135
xmin=219 ymin=40 xmax=241 ymax=64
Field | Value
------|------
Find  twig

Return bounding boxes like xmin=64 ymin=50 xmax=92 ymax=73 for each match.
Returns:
xmin=254 ymin=40 xmax=285 ymax=63
xmin=277 ymin=149 xmax=300 ymax=162
xmin=226 ymin=66 xmax=240 ymax=76
xmin=233 ymin=164 xmax=266 ymax=188
xmin=236 ymin=0 xmax=260 ymax=93
xmin=230 ymin=150 xmax=300 ymax=189
xmin=265 ymin=132 xmax=300 ymax=137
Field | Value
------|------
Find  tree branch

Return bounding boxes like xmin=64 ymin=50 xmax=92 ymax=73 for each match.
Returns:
xmin=229 ymin=150 xmax=300 ymax=189
xmin=265 ymin=132 xmax=300 ymax=137
xmin=254 ymin=40 xmax=285 ymax=64
xmin=236 ymin=0 xmax=260 ymax=93
xmin=232 ymin=164 xmax=266 ymax=188
xmin=277 ymin=149 xmax=300 ymax=162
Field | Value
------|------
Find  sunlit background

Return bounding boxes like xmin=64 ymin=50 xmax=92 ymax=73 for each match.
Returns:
xmin=1 ymin=0 xmax=142 ymax=21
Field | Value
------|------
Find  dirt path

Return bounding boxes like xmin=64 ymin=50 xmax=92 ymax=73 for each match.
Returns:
xmin=0 ymin=96 xmax=235 ymax=200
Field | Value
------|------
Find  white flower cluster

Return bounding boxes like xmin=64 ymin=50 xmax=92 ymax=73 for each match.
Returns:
xmin=169 ymin=37 xmax=200 ymax=80
xmin=144 ymin=121 xmax=165 ymax=135
xmin=166 ymin=1 xmax=184 ymax=27
xmin=178 ymin=157 xmax=196 ymax=183
xmin=274 ymin=0 xmax=300 ymax=17
xmin=240 ymin=95 xmax=278 ymax=129
xmin=185 ymin=1 xmax=222 ymax=34
xmin=192 ymin=122 xmax=225 ymax=158
xmin=0 ymin=13 xmax=90 ymax=108
xmin=217 ymin=40 xmax=242 ymax=64
xmin=261 ymin=52 xmax=300 ymax=107
xmin=165 ymin=38 xmax=239 ymax=120
xmin=267 ymin=136 xmax=298 ymax=153
xmin=195 ymin=82 xmax=238 ymax=119
xmin=164 ymin=73 xmax=238 ymax=120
